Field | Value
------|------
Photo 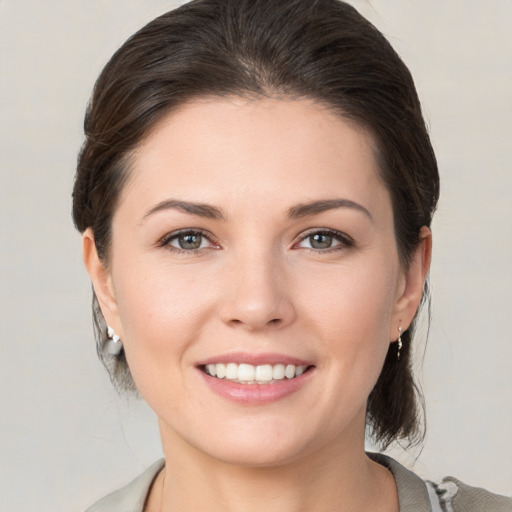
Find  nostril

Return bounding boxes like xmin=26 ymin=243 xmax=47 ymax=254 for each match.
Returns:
xmin=227 ymin=317 xmax=282 ymax=329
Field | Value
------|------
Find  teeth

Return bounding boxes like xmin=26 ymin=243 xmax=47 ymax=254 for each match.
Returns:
xmin=226 ymin=363 xmax=238 ymax=379
xmin=216 ymin=363 xmax=226 ymax=379
xmin=255 ymin=364 xmax=273 ymax=381
xmin=272 ymin=363 xmax=285 ymax=380
xmin=238 ymin=363 xmax=255 ymax=381
xmin=204 ymin=363 xmax=307 ymax=383
xmin=285 ymin=364 xmax=295 ymax=379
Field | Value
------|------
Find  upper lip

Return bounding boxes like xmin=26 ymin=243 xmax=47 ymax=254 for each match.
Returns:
xmin=196 ymin=352 xmax=314 ymax=367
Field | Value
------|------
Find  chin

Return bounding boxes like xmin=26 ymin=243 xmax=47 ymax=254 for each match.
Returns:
xmin=202 ymin=440 xmax=308 ymax=468
xmin=180 ymin=418 xmax=326 ymax=469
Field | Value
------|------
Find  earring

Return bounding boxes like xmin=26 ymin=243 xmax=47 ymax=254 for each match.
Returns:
xmin=107 ymin=325 xmax=123 ymax=355
xmin=397 ymin=326 xmax=403 ymax=361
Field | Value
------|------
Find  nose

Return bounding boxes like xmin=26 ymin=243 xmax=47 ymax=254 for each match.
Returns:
xmin=218 ymin=251 xmax=296 ymax=332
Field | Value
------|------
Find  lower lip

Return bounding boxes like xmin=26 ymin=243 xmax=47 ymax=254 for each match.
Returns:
xmin=198 ymin=368 xmax=314 ymax=404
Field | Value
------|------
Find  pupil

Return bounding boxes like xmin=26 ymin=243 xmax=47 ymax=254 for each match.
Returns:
xmin=179 ymin=233 xmax=201 ymax=250
xmin=311 ymin=233 xmax=332 ymax=249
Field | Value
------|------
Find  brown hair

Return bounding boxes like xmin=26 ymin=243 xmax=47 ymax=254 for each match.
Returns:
xmin=72 ymin=0 xmax=439 ymax=448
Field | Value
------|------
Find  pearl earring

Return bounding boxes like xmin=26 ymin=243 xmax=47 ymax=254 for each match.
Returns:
xmin=107 ymin=325 xmax=123 ymax=355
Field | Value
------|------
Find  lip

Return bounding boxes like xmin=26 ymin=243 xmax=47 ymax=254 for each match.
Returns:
xmin=196 ymin=353 xmax=316 ymax=404
xmin=196 ymin=352 xmax=313 ymax=367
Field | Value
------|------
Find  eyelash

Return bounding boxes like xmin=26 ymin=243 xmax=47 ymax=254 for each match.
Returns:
xmin=158 ymin=229 xmax=219 ymax=254
xmin=158 ymin=228 xmax=354 ymax=254
xmin=293 ymin=229 xmax=355 ymax=253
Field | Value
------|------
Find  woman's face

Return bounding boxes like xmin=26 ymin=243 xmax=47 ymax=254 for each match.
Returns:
xmin=86 ymin=98 xmax=427 ymax=467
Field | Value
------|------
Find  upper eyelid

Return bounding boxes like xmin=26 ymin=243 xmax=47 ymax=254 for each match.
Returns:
xmin=292 ymin=229 xmax=355 ymax=252
xmin=158 ymin=228 xmax=218 ymax=246
xmin=296 ymin=227 xmax=353 ymax=242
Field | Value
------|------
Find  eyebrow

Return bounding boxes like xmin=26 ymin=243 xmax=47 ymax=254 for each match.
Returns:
xmin=141 ymin=199 xmax=225 ymax=222
xmin=288 ymin=198 xmax=373 ymax=222
xmin=141 ymin=197 xmax=372 ymax=223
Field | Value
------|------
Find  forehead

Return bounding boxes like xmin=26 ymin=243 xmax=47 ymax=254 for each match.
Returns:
xmin=120 ymin=97 xmax=389 ymax=217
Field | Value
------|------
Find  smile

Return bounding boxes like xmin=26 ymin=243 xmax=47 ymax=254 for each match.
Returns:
xmin=203 ymin=363 xmax=309 ymax=384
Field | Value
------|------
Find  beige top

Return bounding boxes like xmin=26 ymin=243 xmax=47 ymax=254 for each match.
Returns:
xmin=84 ymin=454 xmax=511 ymax=512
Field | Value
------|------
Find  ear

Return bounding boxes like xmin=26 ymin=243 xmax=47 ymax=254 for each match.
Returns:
xmin=390 ymin=226 xmax=432 ymax=339
xmin=82 ymin=228 xmax=120 ymax=330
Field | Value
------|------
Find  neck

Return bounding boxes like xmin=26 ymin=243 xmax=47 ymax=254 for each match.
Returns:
xmin=149 ymin=419 xmax=398 ymax=512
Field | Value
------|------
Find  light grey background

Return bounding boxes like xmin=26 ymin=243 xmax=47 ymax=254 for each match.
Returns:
xmin=1 ymin=1 xmax=511 ymax=511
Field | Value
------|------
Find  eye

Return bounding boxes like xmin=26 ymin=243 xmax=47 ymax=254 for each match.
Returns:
xmin=306 ymin=232 xmax=338 ymax=249
xmin=295 ymin=229 xmax=353 ymax=251
xmin=160 ymin=229 xmax=218 ymax=252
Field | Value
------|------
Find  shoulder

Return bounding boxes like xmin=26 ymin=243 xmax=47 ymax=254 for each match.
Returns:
xmin=83 ymin=459 xmax=165 ymax=512
xmin=430 ymin=476 xmax=512 ymax=512
xmin=368 ymin=452 xmax=511 ymax=512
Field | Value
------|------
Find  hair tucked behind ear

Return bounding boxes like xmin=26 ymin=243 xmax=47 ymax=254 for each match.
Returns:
xmin=73 ymin=0 xmax=439 ymax=446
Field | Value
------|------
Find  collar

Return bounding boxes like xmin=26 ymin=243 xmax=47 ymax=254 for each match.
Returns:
xmin=368 ymin=452 xmax=433 ymax=512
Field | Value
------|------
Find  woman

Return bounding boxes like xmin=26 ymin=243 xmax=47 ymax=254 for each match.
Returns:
xmin=72 ymin=0 xmax=511 ymax=510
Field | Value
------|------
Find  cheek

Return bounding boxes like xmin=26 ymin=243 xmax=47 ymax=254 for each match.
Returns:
xmin=114 ymin=255 xmax=211 ymax=330
xmin=110 ymin=259 xmax=218 ymax=388
xmin=296 ymin=256 xmax=399 ymax=382
xmin=299 ymin=256 xmax=398 ymax=336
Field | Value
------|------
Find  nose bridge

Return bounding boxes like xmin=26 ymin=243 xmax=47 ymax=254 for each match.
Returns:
xmin=219 ymin=243 xmax=295 ymax=330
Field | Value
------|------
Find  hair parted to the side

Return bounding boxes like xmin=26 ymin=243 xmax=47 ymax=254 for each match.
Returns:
xmin=72 ymin=0 xmax=439 ymax=448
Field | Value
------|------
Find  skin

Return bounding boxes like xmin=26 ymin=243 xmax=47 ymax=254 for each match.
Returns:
xmin=84 ymin=97 xmax=431 ymax=512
